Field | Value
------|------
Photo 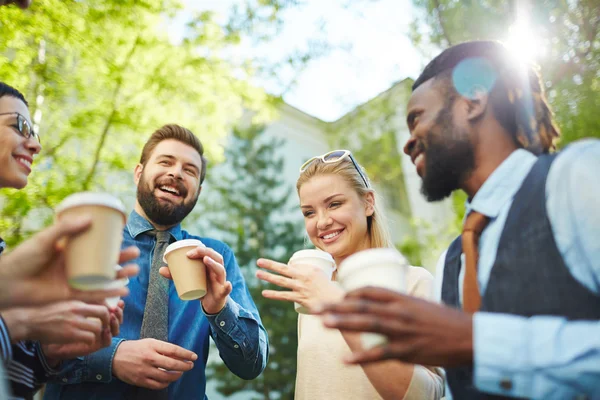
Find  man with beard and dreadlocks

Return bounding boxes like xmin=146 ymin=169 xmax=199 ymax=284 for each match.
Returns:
xmin=44 ymin=124 xmax=269 ymax=400
xmin=316 ymin=40 xmax=600 ymax=399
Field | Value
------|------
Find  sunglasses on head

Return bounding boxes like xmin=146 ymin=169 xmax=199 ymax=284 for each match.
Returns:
xmin=300 ymin=149 xmax=370 ymax=188
xmin=0 ymin=112 xmax=40 ymax=143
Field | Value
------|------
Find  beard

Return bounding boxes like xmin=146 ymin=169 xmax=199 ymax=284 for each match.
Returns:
xmin=137 ymin=172 xmax=199 ymax=226
xmin=420 ymin=104 xmax=476 ymax=202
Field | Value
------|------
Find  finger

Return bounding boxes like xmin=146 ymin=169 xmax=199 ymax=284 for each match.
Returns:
xmin=111 ymin=304 xmax=124 ymax=324
xmin=48 ymin=216 xmax=93 ymax=245
xmin=154 ymin=341 xmax=198 ymax=362
xmin=343 ymin=346 xmax=389 ymax=365
xmin=74 ymin=304 xmax=111 ymax=328
xmin=110 ymin=314 xmax=120 ymax=336
xmin=322 ymin=314 xmax=407 ymax=336
xmin=315 ymin=299 xmax=396 ymax=317
xmin=186 ymin=247 xmax=224 ymax=265
xmin=204 ymin=257 xmax=226 ymax=285
xmin=262 ymin=289 xmax=300 ymax=303
xmin=152 ymin=353 xmax=195 ymax=372
xmin=118 ymin=246 xmax=140 ymax=264
xmin=159 ymin=266 xmax=173 ymax=280
xmin=115 ymin=264 xmax=139 ymax=280
xmin=142 ymin=376 xmax=174 ymax=390
xmin=146 ymin=368 xmax=183 ymax=385
xmin=256 ymin=258 xmax=297 ymax=278
xmin=256 ymin=270 xmax=297 ymax=290
xmin=345 ymin=287 xmax=409 ymax=303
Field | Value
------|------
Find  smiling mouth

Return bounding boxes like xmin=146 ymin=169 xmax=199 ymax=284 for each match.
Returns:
xmin=15 ymin=156 xmax=32 ymax=171
xmin=320 ymin=229 xmax=343 ymax=242
xmin=157 ymin=185 xmax=181 ymax=197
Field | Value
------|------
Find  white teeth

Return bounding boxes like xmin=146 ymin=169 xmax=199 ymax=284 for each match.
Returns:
xmin=323 ymin=231 xmax=341 ymax=240
xmin=160 ymin=185 xmax=179 ymax=195
xmin=16 ymin=157 xmax=31 ymax=168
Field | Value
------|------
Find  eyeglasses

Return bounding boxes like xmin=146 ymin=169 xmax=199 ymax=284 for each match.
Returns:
xmin=0 ymin=112 xmax=40 ymax=143
xmin=300 ymin=149 xmax=370 ymax=188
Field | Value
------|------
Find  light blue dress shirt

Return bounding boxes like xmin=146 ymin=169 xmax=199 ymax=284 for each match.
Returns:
xmin=434 ymin=139 xmax=600 ymax=399
xmin=44 ymin=210 xmax=269 ymax=400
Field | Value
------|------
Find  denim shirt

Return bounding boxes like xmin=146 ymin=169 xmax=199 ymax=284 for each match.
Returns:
xmin=434 ymin=139 xmax=600 ymax=399
xmin=44 ymin=210 xmax=269 ymax=400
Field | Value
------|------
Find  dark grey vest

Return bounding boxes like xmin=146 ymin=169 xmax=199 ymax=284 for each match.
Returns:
xmin=442 ymin=153 xmax=600 ymax=399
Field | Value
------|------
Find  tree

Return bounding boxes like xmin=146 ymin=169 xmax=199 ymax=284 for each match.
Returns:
xmin=196 ymin=125 xmax=305 ymax=400
xmin=0 ymin=0 xmax=272 ymax=246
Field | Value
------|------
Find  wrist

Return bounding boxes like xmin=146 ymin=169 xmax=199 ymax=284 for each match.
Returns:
xmin=202 ymin=297 xmax=227 ymax=315
xmin=1 ymin=308 xmax=32 ymax=342
xmin=40 ymin=344 xmax=61 ymax=368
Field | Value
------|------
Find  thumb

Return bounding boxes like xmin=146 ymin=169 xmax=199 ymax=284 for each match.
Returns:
xmin=50 ymin=216 xmax=93 ymax=251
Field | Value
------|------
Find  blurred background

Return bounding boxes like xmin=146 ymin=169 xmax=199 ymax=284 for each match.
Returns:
xmin=1 ymin=0 xmax=598 ymax=398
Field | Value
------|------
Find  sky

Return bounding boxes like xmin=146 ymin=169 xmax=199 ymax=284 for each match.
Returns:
xmin=172 ymin=0 xmax=431 ymax=121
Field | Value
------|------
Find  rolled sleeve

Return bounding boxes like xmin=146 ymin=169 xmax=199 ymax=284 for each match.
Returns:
xmin=203 ymin=298 xmax=246 ymax=351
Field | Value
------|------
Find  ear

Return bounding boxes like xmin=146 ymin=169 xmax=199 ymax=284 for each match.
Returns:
xmin=465 ymin=84 xmax=489 ymax=122
xmin=134 ymin=164 xmax=143 ymax=185
xmin=364 ymin=191 xmax=375 ymax=217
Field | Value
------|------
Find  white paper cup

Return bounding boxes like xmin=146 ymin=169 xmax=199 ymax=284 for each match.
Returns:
xmin=56 ymin=192 xmax=126 ymax=290
xmin=288 ymin=249 xmax=335 ymax=314
xmin=337 ymin=248 xmax=407 ymax=349
xmin=163 ymin=239 xmax=207 ymax=301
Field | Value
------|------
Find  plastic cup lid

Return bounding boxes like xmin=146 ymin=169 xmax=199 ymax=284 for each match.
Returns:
xmin=289 ymin=249 xmax=334 ymax=264
xmin=163 ymin=239 xmax=205 ymax=263
xmin=55 ymin=192 xmax=126 ymax=217
xmin=338 ymin=248 xmax=407 ymax=280
xmin=80 ymin=264 xmax=129 ymax=290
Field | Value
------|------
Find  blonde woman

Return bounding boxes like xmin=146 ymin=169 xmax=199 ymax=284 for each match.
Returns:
xmin=257 ymin=150 xmax=444 ymax=400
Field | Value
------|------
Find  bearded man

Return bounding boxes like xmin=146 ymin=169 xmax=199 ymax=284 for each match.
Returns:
xmin=45 ymin=124 xmax=269 ymax=400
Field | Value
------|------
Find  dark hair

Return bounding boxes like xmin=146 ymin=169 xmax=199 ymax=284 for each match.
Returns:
xmin=0 ymin=82 xmax=28 ymax=106
xmin=140 ymin=124 xmax=208 ymax=184
xmin=413 ymin=40 xmax=560 ymax=154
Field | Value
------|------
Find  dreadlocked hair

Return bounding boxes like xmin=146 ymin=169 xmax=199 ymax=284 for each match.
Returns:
xmin=413 ymin=40 xmax=560 ymax=155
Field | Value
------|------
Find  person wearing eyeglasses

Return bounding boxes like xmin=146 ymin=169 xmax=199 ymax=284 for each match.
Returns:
xmin=0 ymin=82 xmax=139 ymax=399
xmin=256 ymin=150 xmax=444 ymax=399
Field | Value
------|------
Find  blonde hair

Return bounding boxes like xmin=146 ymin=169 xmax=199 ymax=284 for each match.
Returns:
xmin=296 ymin=155 xmax=394 ymax=250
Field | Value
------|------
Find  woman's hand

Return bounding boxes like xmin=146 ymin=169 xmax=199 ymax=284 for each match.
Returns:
xmin=256 ymin=258 xmax=344 ymax=312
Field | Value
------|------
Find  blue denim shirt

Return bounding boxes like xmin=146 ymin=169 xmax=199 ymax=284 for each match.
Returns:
xmin=434 ymin=139 xmax=600 ymax=399
xmin=44 ymin=210 xmax=269 ymax=400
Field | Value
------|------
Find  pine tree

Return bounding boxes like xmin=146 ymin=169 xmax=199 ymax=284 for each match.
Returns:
xmin=198 ymin=125 xmax=305 ymax=400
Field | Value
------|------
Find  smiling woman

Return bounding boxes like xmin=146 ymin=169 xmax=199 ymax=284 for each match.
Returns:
xmin=256 ymin=150 xmax=444 ymax=400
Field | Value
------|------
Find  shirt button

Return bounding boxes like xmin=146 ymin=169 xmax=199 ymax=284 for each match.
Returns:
xmin=96 ymin=374 xmax=103 ymax=381
xmin=233 ymin=344 xmax=239 ymax=348
xmin=219 ymin=321 xmax=225 ymax=327
xmin=62 ymin=378 xmax=68 ymax=383
xmin=499 ymin=378 xmax=512 ymax=391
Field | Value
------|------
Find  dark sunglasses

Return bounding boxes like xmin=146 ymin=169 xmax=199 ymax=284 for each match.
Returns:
xmin=300 ymin=149 xmax=370 ymax=188
xmin=0 ymin=112 xmax=40 ymax=143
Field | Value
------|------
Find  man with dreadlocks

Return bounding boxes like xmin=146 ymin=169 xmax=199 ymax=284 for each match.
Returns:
xmin=317 ymin=40 xmax=600 ymax=399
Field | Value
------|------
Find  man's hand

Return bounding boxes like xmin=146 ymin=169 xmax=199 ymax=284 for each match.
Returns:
xmin=41 ymin=300 xmax=126 ymax=367
xmin=112 ymin=339 xmax=198 ymax=390
xmin=0 ymin=215 xmax=139 ymax=308
xmin=160 ymin=246 xmax=231 ymax=315
xmin=316 ymin=287 xmax=474 ymax=367
xmin=1 ymin=300 xmax=111 ymax=345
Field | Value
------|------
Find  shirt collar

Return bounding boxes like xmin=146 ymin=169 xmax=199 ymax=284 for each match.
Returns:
xmin=126 ymin=209 xmax=183 ymax=241
xmin=466 ymin=149 xmax=537 ymax=218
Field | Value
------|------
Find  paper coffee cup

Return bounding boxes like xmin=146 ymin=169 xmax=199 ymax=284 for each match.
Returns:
xmin=56 ymin=192 xmax=126 ymax=290
xmin=83 ymin=265 xmax=129 ymax=308
xmin=288 ymin=249 xmax=336 ymax=314
xmin=163 ymin=239 xmax=207 ymax=301
xmin=337 ymin=248 xmax=407 ymax=349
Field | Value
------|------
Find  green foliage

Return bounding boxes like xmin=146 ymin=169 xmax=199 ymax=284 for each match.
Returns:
xmin=196 ymin=125 xmax=305 ymax=400
xmin=0 ymin=0 xmax=271 ymax=246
